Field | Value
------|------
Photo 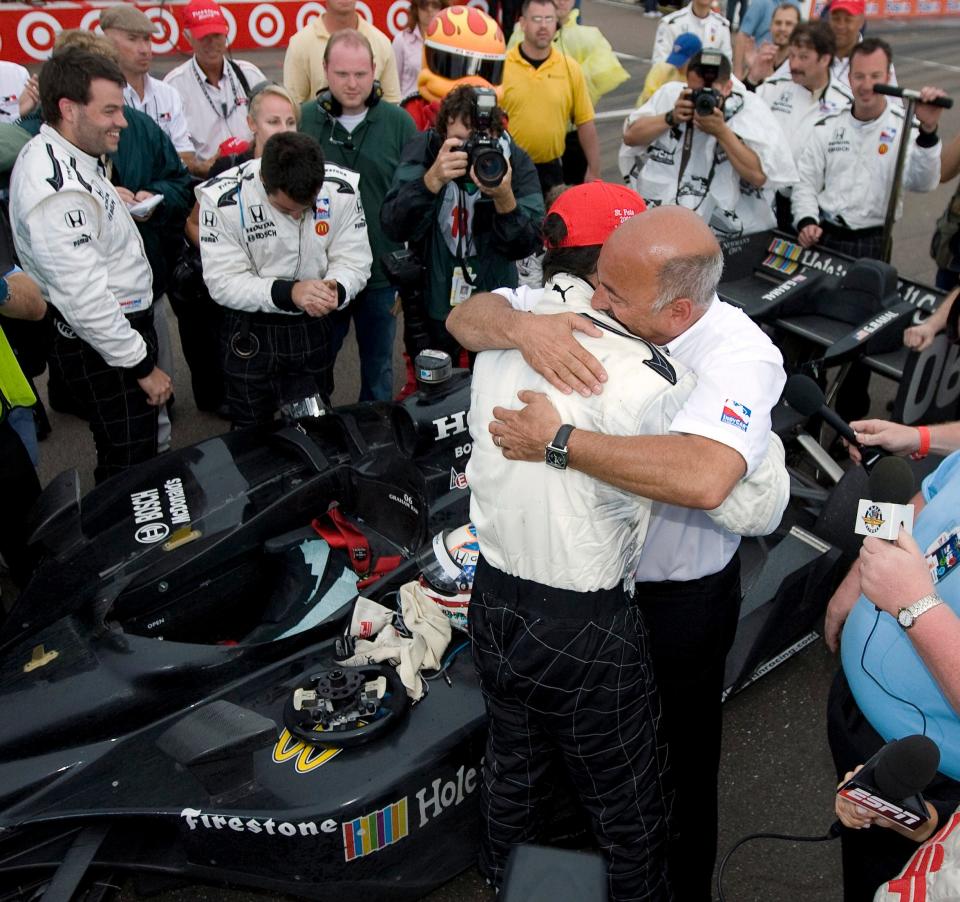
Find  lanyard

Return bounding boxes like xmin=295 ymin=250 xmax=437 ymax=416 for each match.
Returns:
xmin=192 ymin=58 xmax=241 ymax=121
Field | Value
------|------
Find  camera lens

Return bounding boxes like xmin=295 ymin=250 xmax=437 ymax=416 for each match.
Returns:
xmin=473 ymin=148 xmax=508 ymax=188
xmin=695 ymin=90 xmax=719 ymax=117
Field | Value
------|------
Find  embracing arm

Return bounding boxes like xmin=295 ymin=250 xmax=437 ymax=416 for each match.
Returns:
xmin=491 ymin=388 xmax=745 ymax=508
xmin=446 ymin=292 xmax=607 ymax=395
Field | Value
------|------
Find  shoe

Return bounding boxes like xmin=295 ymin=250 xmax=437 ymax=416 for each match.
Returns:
xmin=644 ymin=9 xmax=663 ymax=15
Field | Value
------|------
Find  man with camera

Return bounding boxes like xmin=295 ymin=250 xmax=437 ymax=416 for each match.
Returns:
xmin=197 ymin=131 xmax=372 ymax=426
xmin=299 ymin=30 xmax=416 ymax=402
xmin=380 ymin=85 xmax=543 ymax=359
xmin=621 ymin=50 xmax=796 ymax=237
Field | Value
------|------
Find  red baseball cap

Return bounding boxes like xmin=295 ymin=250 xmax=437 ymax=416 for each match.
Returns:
xmin=183 ymin=0 xmax=228 ymax=37
xmin=829 ymin=0 xmax=865 ymax=15
xmin=218 ymin=136 xmax=250 ymax=157
xmin=545 ymin=182 xmax=647 ymax=249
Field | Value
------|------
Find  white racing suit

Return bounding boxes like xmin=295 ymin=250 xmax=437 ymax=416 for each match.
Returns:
xmin=196 ymin=159 xmax=372 ymax=424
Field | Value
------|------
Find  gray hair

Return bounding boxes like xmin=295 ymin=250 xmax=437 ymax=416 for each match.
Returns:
xmin=651 ymin=250 xmax=724 ymax=312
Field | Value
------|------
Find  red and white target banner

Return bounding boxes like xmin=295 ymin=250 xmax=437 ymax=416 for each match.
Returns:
xmin=4 ymin=0 xmax=490 ymax=64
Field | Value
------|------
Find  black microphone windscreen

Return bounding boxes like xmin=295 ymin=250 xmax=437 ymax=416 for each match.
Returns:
xmin=873 ymin=735 xmax=940 ymax=799
xmin=867 ymin=456 xmax=916 ymax=506
xmin=784 ymin=374 xmax=825 ymax=417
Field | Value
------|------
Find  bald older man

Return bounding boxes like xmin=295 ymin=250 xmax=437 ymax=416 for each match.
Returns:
xmin=448 ymin=205 xmax=786 ymax=902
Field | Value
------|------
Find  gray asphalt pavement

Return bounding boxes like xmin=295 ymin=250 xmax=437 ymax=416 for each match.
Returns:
xmin=10 ymin=6 xmax=960 ymax=900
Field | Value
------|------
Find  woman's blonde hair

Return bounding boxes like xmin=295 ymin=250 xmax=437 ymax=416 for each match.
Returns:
xmin=248 ymin=82 xmax=301 ymax=126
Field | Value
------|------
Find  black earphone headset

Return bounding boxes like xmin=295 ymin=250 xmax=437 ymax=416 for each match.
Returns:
xmin=316 ymin=80 xmax=383 ymax=118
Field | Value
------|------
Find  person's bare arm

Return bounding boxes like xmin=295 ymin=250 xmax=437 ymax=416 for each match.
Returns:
xmin=576 ymin=120 xmax=602 ymax=182
xmin=447 ymin=292 xmax=607 ymax=396
xmin=699 ymin=110 xmax=766 ymax=187
xmin=860 ymin=526 xmax=960 ymax=715
xmin=2 ymin=272 xmax=46 ymax=321
xmin=490 ymin=389 xmax=745 ymax=508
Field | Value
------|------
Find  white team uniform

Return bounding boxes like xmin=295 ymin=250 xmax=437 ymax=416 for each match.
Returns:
xmin=756 ymin=74 xmax=853 ymax=163
xmin=196 ymin=158 xmax=372 ymax=314
xmin=791 ymin=101 xmax=941 ymax=231
xmin=619 ymin=79 xmax=797 ymax=237
xmin=652 ymin=7 xmax=733 ymax=65
xmin=10 ymin=124 xmax=153 ymax=368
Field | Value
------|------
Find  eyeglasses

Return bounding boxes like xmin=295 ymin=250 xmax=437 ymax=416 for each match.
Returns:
xmin=528 ymin=15 xmax=556 ymax=23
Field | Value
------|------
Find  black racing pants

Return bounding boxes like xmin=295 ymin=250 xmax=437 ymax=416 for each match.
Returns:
xmin=632 ymin=554 xmax=742 ymax=902
xmin=220 ymin=308 xmax=333 ymax=428
xmin=48 ymin=309 xmax=159 ymax=485
xmin=827 ymin=669 xmax=960 ymax=902
xmin=469 ymin=556 xmax=673 ymax=902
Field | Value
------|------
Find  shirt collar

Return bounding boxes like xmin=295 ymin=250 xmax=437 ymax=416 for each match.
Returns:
xmin=39 ymin=124 xmax=101 ymax=175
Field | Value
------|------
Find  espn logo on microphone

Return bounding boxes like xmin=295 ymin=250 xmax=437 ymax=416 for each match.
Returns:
xmin=837 ymin=785 xmax=925 ymax=829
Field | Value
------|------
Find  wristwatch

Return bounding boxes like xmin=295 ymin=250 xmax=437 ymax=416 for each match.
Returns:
xmin=545 ymin=424 xmax=575 ymax=470
xmin=897 ymin=592 xmax=945 ymax=629
xmin=664 ymin=110 xmax=676 ymax=128
xmin=0 ymin=276 xmax=8 ymax=307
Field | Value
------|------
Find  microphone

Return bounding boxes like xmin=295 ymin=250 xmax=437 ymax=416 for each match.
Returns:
xmin=854 ymin=456 xmax=916 ymax=540
xmin=785 ymin=374 xmax=856 ymax=444
xmin=784 ymin=374 xmax=884 ymax=468
xmin=873 ymin=83 xmax=954 ymax=109
xmin=837 ymin=734 xmax=939 ymax=831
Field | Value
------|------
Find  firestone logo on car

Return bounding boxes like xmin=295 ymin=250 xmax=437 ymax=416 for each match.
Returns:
xmin=180 ymin=807 xmax=322 ymax=837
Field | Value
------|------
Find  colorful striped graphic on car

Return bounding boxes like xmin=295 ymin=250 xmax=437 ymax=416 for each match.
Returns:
xmin=342 ymin=798 xmax=409 ymax=861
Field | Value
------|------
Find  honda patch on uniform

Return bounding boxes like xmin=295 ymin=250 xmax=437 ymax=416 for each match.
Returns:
xmin=721 ymin=399 xmax=751 ymax=432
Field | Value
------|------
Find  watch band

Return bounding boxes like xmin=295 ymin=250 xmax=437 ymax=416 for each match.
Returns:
xmin=897 ymin=592 xmax=944 ymax=629
xmin=664 ymin=110 xmax=676 ymax=128
xmin=550 ymin=424 xmax=575 ymax=452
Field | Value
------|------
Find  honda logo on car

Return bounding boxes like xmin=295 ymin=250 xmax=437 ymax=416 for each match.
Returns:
xmin=432 ymin=410 xmax=468 ymax=440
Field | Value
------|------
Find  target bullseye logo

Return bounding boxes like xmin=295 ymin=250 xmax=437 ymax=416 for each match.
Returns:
xmin=248 ymin=3 xmax=285 ymax=46
xmin=18 ymin=11 xmax=61 ymax=61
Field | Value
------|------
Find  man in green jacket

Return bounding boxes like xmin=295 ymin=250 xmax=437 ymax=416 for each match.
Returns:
xmin=300 ymin=29 xmax=417 ymax=401
xmin=381 ymin=85 xmax=544 ymax=363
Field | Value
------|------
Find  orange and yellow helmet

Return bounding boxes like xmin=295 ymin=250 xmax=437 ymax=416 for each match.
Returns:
xmin=420 ymin=5 xmax=506 ymax=101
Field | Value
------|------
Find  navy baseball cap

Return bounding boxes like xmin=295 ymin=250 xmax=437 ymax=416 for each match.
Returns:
xmin=666 ymin=33 xmax=703 ymax=67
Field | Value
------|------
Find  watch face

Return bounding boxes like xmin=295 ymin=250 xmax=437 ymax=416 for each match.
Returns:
xmin=545 ymin=448 xmax=567 ymax=470
xmin=897 ymin=609 xmax=914 ymax=628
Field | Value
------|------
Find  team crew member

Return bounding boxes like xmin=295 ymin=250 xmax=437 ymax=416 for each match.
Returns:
xmin=300 ymin=30 xmax=417 ymax=401
xmin=0 ymin=60 xmax=29 ymax=122
xmin=197 ymin=132 xmax=372 ymax=426
xmin=756 ymin=22 xmax=851 ymax=228
xmin=100 ymin=6 xmax=194 ymax=163
xmin=792 ymin=38 xmax=944 ymax=259
xmin=283 ymin=0 xmax=401 ymax=106
xmin=620 ymin=51 xmax=796 ymax=237
xmin=740 ymin=2 xmax=799 ymax=88
xmin=651 ymin=0 xmax=732 ymax=67
xmin=500 ymin=0 xmax=600 ymax=194
xmin=11 ymin=49 xmax=172 ymax=483
xmin=637 ymin=33 xmax=701 ymax=107
xmin=448 ymin=205 xmax=787 ymax=902
xmin=164 ymin=0 xmax=266 ymax=177
xmin=734 ymin=0 xmax=799 ymax=83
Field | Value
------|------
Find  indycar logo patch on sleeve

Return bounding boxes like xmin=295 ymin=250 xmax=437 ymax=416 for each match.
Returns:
xmin=720 ymin=399 xmax=751 ymax=432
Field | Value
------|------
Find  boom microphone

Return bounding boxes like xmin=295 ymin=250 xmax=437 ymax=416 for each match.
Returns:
xmin=855 ymin=456 xmax=915 ymax=539
xmin=873 ymin=83 xmax=954 ymax=109
xmin=837 ymin=734 xmax=940 ymax=831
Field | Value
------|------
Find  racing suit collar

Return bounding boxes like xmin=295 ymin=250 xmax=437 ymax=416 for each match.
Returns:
xmin=39 ymin=124 xmax=101 ymax=178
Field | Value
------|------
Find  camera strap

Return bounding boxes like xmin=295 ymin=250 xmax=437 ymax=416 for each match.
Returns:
xmin=673 ymin=121 xmax=720 ymax=212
